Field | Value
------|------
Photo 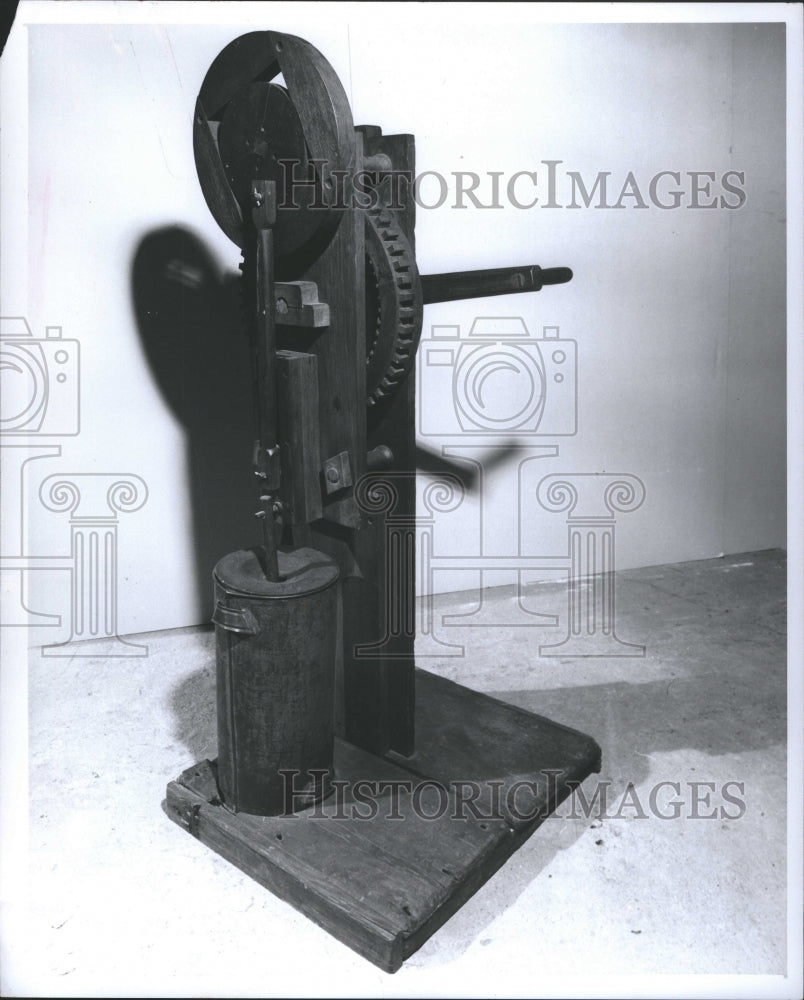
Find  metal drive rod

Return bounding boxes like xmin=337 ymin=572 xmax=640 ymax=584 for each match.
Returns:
xmin=421 ymin=264 xmax=572 ymax=304
xmin=250 ymin=181 xmax=281 ymax=582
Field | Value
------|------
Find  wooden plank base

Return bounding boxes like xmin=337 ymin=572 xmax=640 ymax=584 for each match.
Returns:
xmin=164 ymin=669 xmax=601 ymax=973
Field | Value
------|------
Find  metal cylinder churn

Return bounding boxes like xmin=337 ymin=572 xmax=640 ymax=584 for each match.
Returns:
xmin=212 ymin=546 xmax=340 ymax=816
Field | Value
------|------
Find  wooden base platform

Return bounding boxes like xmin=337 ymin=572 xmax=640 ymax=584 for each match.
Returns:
xmin=165 ymin=669 xmax=601 ymax=972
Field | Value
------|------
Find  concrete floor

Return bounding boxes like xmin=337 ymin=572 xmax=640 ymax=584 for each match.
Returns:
xmin=7 ymin=549 xmax=796 ymax=996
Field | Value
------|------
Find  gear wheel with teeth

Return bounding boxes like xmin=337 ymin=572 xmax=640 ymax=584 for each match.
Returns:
xmin=364 ymin=206 xmax=423 ymax=411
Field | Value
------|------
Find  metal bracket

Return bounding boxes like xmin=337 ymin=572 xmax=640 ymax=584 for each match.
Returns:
xmin=322 ymin=450 xmax=353 ymax=495
xmin=251 ymin=179 xmax=277 ymax=230
xmin=253 ymin=441 xmax=282 ymax=491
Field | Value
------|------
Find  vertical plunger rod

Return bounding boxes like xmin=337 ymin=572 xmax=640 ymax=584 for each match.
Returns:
xmin=250 ymin=181 xmax=281 ymax=581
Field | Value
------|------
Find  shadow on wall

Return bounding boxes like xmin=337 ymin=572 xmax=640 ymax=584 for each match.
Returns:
xmin=131 ymin=226 xmax=257 ymax=623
